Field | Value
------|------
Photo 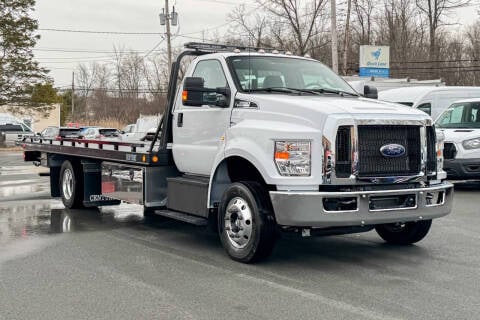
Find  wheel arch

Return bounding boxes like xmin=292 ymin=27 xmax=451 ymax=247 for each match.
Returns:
xmin=208 ymin=155 xmax=272 ymax=209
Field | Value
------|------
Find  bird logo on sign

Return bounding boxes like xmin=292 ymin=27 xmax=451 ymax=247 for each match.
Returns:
xmin=371 ymin=48 xmax=382 ymax=60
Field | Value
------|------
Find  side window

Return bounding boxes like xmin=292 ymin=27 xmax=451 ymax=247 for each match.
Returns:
xmin=192 ymin=60 xmax=227 ymax=89
xmin=417 ymin=103 xmax=431 ymax=115
xmin=471 ymin=104 xmax=479 ymax=122
xmin=450 ymin=105 xmax=464 ymax=123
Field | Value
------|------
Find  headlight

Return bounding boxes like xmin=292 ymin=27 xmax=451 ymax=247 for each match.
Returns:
xmin=274 ymin=140 xmax=311 ymax=176
xmin=462 ymin=137 xmax=480 ymax=150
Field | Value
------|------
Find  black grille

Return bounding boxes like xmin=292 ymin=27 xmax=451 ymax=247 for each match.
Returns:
xmin=335 ymin=126 xmax=352 ymax=178
xmin=444 ymin=143 xmax=456 ymax=160
xmin=357 ymin=125 xmax=421 ymax=177
xmin=426 ymin=126 xmax=437 ymax=173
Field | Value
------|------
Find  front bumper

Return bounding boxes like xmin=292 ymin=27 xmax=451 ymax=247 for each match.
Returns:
xmin=270 ymin=182 xmax=454 ymax=228
xmin=444 ymin=158 xmax=480 ymax=179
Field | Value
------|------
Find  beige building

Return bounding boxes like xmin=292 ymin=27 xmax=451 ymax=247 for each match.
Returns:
xmin=0 ymin=104 xmax=60 ymax=132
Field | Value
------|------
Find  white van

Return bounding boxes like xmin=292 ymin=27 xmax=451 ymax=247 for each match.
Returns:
xmin=379 ymin=86 xmax=480 ymax=119
xmin=435 ymin=98 xmax=480 ymax=180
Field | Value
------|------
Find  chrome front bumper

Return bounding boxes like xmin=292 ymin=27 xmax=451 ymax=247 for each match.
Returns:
xmin=269 ymin=182 xmax=454 ymax=228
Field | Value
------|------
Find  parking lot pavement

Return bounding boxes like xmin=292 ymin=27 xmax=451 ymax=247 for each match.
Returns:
xmin=1 ymin=151 xmax=479 ymax=320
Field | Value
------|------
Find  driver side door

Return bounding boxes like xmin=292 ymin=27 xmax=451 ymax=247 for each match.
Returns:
xmin=172 ymin=59 xmax=232 ymax=176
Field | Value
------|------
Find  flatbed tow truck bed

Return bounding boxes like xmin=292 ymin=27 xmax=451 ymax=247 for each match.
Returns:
xmin=20 ymin=136 xmax=170 ymax=166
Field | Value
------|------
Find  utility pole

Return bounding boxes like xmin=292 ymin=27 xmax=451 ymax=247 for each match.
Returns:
xmin=71 ymin=71 xmax=75 ymax=122
xmin=165 ymin=0 xmax=172 ymax=76
xmin=160 ymin=1 xmax=178 ymax=76
xmin=330 ymin=0 xmax=339 ymax=74
xmin=342 ymin=0 xmax=352 ymax=76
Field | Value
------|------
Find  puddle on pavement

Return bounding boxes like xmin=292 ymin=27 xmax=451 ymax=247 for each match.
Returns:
xmin=0 ymin=183 xmax=49 ymax=198
xmin=0 ymin=165 xmax=49 ymax=176
xmin=0 ymin=201 xmax=146 ymax=245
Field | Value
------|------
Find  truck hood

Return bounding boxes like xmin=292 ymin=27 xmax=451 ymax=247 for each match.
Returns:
xmin=235 ymin=93 xmax=431 ymax=128
xmin=438 ymin=128 xmax=480 ymax=143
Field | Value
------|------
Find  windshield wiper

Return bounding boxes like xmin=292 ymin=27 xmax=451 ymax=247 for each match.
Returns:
xmin=247 ymin=87 xmax=320 ymax=95
xmin=310 ymin=88 xmax=359 ymax=97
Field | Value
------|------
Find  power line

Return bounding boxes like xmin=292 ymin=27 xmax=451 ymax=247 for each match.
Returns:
xmin=39 ymin=28 xmax=163 ymax=35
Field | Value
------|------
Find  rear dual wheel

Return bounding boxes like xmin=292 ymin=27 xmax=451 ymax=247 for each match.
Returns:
xmin=59 ymin=160 xmax=84 ymax=209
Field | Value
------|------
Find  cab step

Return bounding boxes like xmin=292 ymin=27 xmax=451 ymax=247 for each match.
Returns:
xmin=154 ymin=209 xmax=208 ymax=226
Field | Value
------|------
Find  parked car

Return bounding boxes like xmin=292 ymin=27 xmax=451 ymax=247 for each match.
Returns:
xmin=121 ymin=124 xmax=135 ymax=135
xmin=81 ymin=127 xmax=121 ymax=140
xmin=77 ymin=126 xmax=99 ymax=138
xmin=379 ymin=86 xmax=480 ymax=119
xmin=0 ymin=113 xmax=35 ymax=147
xmin=139 ymin=127 xmax=157 ymax=141
xmin=39 ymin=126 xmax=60 ymax=139
xmin=122 ymin=115 xmax=161 ymax=141
xmin=436 ymin=98 xmax=480 ymax=180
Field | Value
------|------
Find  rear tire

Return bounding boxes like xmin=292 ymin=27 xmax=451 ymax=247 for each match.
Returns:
xmin=218 ymin=181 xmax=276 ymax=263
xmin=375 ymin=220 xmax=432 ymax=245
xmin=59 ymin=160 xmax=84 ymax=209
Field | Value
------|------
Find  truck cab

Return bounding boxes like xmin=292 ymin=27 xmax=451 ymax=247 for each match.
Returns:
xmin=165 ymin=44 xmax=453 ymax=261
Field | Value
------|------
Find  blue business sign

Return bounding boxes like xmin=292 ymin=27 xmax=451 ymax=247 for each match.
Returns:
xmin=359 ymin=46 xmax=390 ymax=78
xmin=359 ymin=67 xmax=390 ymax=77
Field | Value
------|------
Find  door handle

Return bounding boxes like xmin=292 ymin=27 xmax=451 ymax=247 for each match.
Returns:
xmin=177 ymin=113 xmax=183 ymax=127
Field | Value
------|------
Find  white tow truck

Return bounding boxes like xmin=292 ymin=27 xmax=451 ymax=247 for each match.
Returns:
xmin=22 ymin=43 xmax=453 ymax=263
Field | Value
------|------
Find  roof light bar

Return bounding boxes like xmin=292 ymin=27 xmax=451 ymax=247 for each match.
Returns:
xmin=184 ymin=42 xmax=275 ymax=53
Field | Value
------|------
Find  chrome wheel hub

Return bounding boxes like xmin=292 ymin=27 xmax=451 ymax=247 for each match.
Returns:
xmin=62 ymin=168 xmax=74 ymax=200
xmin=224 ymin=197 xmax=253 ymax=249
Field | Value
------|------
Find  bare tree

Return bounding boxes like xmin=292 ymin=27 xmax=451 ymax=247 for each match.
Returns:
xmin=76 ymin=62 xmax=99 ymax=120
xmin=351 ymin=0 xmax=376 ymax=45
xmin=229 ymin=4 xmax=268 ymax=47
xmin=259 ymin=0 xmax=328 ymax=55
xmin=415 ymin=0 xmax=472 ymax=76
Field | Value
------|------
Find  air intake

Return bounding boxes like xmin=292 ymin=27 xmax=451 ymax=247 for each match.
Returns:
xmin=335 ymin=126 xmax=352 ymax=178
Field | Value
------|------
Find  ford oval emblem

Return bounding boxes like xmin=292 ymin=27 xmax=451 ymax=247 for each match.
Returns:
xmin=380 ymin=144 xmax=406 ymax=158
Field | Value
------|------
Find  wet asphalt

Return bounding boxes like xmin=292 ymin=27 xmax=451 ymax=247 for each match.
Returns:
xmin=0 ymin=151 xmax=479 ymax=320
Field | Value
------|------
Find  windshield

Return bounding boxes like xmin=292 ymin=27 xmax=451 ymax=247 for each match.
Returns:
xmin=436 ymin=102 xmax=480 ymax=128
xmin=227 ymin=56 xmax=357 ymax=95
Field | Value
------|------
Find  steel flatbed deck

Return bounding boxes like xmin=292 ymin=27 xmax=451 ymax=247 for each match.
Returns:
xmin=20 ymin=137 xmax=172 ymax=166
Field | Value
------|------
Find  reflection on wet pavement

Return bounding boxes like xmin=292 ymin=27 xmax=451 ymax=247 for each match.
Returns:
xmin=0 ymin=182 xmax=49 ymax=198
xmin=0 ymin=165 xmax=48 ymax=176
xmin=0 ymin=200 xmax=147 ymax=245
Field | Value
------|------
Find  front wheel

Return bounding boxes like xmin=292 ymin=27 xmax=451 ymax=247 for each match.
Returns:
xmin=218 ymin=181 xmax=276 ymax=263
xmin=375 ymin=220 xmax=432 ymax=245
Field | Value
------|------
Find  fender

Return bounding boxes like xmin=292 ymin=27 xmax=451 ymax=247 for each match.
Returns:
xmin=207 ymin=143 xmax=271 ymax=208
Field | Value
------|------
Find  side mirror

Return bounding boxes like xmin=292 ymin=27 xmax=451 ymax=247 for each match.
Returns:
xmin=120 ymin=130 xmax=125 ymax=134
xmin=417 ymin=104 xmax=432 ymax=115
xmin=183 ymin=77 xmax=231 ymax=107
xmin=183 ymin=77 xmax=206 ymax=106
xmin=364 ymin=85 xmax=378 ymax=99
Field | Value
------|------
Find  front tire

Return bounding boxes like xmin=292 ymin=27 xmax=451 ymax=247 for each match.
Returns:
xmin=218 ymin=182 xmax=276 ymax=263
xmin=375 ymin=220 xmax=432 ymax=245
xmin=59 ymin=160 xmax=84 ymax=209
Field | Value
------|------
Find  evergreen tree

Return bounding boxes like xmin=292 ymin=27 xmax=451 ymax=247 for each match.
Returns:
xmin=0 ymin=0 xmax=48 ymax=106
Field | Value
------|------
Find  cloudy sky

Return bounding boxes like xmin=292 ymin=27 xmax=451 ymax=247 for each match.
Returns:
xmin=33 ymin=0 xmax=478 ymax=87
